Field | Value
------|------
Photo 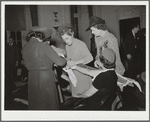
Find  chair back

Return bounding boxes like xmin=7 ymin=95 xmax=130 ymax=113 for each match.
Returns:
xmin=99 ymin=89 xmax=117 ymax=110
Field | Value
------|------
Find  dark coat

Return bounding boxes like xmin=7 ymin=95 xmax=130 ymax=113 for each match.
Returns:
xmin=123 ymin=31 xmax=137 ymax=57
xmin=5 ymin=43 xmax=19 ymax=64
xmin=123 ymin=31 xmax=137 ymax=79
xmin=22 ymin=38 xmax=66 ymax=110
xmin=134 ymin=31 xmax=146 ymax=75
xmin=5 ymin=43 xmax=19 ymax=79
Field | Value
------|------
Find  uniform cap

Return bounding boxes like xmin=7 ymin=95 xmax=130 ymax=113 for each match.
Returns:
xmin=102 ymin=48 xmax=116 ymax=64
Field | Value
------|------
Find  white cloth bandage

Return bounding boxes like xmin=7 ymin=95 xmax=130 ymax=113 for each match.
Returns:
xmin=117 ymin=73 xmax=142 ymax=92
xmin=63 ymin=66 xmax=77 ymax=87
xmin=53 ymin=53 xmax=77 ymax=87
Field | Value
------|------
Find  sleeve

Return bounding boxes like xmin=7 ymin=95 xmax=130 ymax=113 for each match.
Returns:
xmin=79 ymin=41 xmax=93 ymax=64
xmin=107 ymin=36 xmax=119 ymax=56
xmin=95 ymin=37 xmax=100 ymax=56
xmin=123 ymin=34 xmax=132 ymax=55
xmin=42 ymin=43 xmax=67 ymax=66
xmin=107 ymin=36 xmax=125 ymax=75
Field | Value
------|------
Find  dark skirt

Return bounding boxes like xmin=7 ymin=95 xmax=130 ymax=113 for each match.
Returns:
xmin=28 ymin=70 xmax=59 ymax=110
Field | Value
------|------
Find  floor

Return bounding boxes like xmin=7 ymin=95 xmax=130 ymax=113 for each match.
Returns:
xmin=5 ymin=77 xmax=71 ymax=110
xmin=5 ymin=76 xmax=145 ymax=111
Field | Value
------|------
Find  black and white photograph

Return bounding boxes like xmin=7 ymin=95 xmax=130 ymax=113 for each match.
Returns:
xmin=1 ymin=1 xmax=149 ymax=121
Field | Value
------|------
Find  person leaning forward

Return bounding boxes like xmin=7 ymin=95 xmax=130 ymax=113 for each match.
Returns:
xmin=22 ymin=26 xmax=67 ymax=110
xmin=57 ymin=24 xmax=93 ymax=97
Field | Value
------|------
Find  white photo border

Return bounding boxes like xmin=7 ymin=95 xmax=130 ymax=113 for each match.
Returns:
xmin=1 ymin=1 xmax=149 ymax=121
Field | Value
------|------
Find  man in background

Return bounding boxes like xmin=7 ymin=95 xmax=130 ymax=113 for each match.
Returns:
xmin=5 ymin=36 xmax=19 ymax=109
xmin=5 ymin=36 xmax=19 ymax=82
xmin=123 ymin=23 xmax=140 ymax=79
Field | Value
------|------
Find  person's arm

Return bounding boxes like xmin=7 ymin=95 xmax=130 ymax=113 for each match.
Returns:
xmin=67 ymin=41 xmax=93 ymax=67
xmin=95 ymin=36 xmax=100 ymax=57
xmin=123 ymin=34 xmax=133 ymax=57
xmin=73 ymin=65 xmax=102 ymax=78
xmin=123 ymin=35 xmax=132 ymax=60
xmin=80 ymin=42 xmax=93 ymax=64
xmin=43 ymin=43 xmax=67 ymax=67
xmin=107 ymin=35 xmax=125 ymax=75
xmin=67 ymin=54 xmax=93 ymax=67
xmin=51 ymin=45 xmax=67 ymax=57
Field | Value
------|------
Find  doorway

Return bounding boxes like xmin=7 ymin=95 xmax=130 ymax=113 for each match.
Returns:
xmin=119 ymin=17 xmax=140 ymax=70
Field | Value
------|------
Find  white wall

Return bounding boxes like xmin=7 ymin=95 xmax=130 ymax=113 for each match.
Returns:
xmin=93 ymin=5 xmax=146 ymax=46
xmin=23 ymin=5 xmax=146 ymax=49
xmin=37 ymin=5 xmax=71 ymax=48
xmin=78 ymin=5 xmax=91 ymax=50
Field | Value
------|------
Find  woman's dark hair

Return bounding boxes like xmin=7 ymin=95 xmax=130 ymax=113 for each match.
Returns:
xmin=61 ymin=29 xmax=73 ymax=36
xmin=26 ymin=31 xmax=45 ymax=41
xmin=93 ymin=23 xmax=107 ymax=31
xmin=57 ymin=25 xmax=75 ymax=38
xmin=99 ymin=55 xmax=116 ymax=69
xmin=58 ymin=28 xmax=74 ymax=37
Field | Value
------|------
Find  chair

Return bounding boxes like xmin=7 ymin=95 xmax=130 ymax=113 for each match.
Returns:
xmin=60 ymin=88 xmax=118 ymax=110
xmin=74 ymin=89 xmax=118 ymax=110
xmin=99 ymin=91 xmax=117 ymax=110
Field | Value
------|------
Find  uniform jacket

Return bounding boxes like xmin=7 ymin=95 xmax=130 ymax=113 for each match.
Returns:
xmin=123 ymin=31 xmax=137 ymax=57
xmin=22 ymin=38 xmax=66 ymax=71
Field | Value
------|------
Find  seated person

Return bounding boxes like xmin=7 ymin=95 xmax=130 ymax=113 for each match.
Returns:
xmin=72 ymin=48 xmax=118 ymax=110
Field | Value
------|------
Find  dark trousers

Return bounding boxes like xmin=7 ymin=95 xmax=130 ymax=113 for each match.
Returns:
xmin=126 ymin=59 xmax=136 ymax=79
xmin=10 ymin=63 xmax=17 ymax=80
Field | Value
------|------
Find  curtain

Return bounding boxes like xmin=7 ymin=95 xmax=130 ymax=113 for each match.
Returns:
xmin=5 ymin=5 xmax=26 ymax=30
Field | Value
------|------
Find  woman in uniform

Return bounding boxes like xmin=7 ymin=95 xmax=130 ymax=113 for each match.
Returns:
xmin=22 ymin=27 xmax=66 ymax=110
xmin=57 ymin=25 xmax=93 ymax=96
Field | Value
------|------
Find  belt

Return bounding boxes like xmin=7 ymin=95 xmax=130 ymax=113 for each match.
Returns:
xmin=29 ymin=69 xmax=51 ymax=71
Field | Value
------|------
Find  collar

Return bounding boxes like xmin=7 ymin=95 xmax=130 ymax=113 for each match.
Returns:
xmin=95 ymin=30 xmax=107 ymax=38
xmin=92 ymin=68 xmax=115 ymax=81
xmin=31 ymin=37 xmax=43 ymax=42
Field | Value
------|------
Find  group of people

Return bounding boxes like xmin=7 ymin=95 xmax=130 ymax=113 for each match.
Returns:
xmin=20 ymin=16 xmax=145 ymax=110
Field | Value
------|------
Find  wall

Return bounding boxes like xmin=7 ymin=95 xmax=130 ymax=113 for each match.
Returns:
xmin=5 ymin=5 xmax=26 ymax=31
xmin=93 ymin=5 xmax=146 ymax=46
xmin=37 ymin=5 xmax=92 ymax=50
xmin=37 ymin=5 xmax=71 ymax=48
xmin=22 ymin=5 xmax=146 ymax=49
xmin=78 ymin=6 xmax=91 ymax=50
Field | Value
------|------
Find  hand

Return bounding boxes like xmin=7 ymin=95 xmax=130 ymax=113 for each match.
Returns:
xmin=127 ymin=54 xmax=132 ymax=60
xmin=94 ymin=60 xmax=99 ymax=68
xmin=94 ymin=60 xmax=103 ymax=68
